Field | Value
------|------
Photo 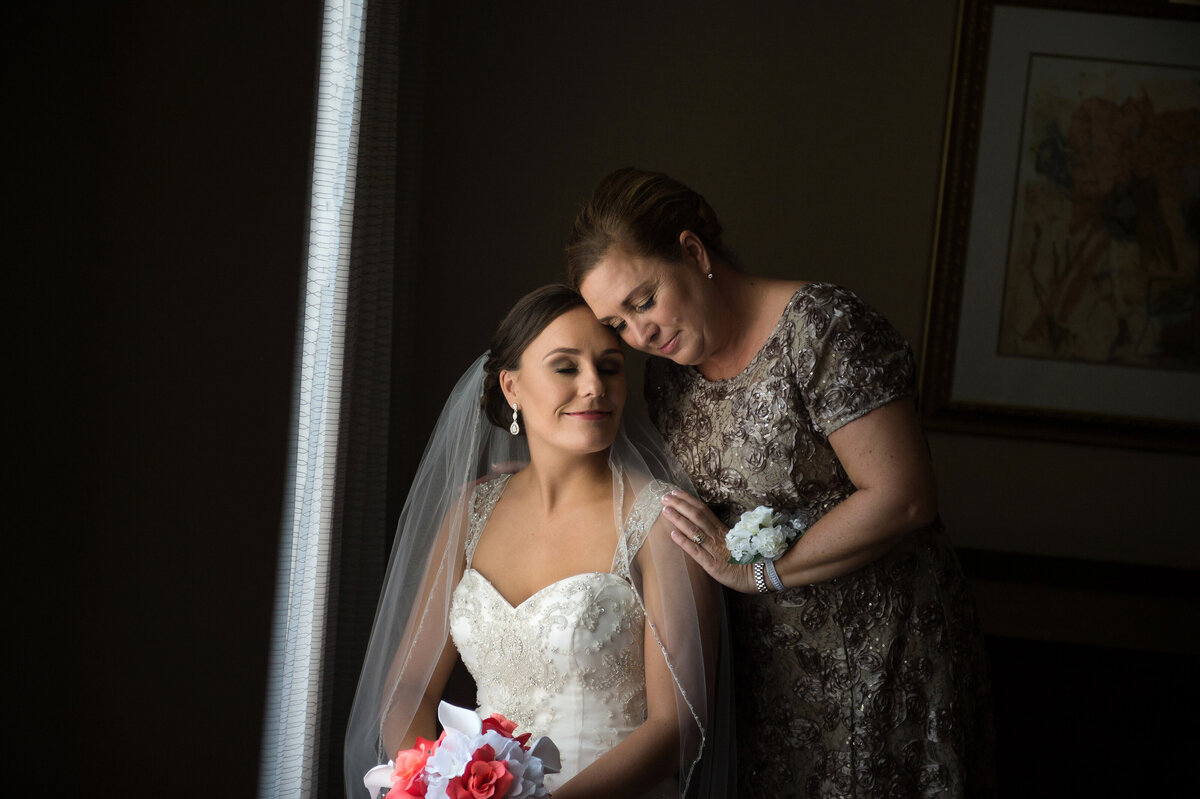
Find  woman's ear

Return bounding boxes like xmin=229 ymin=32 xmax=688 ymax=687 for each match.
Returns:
xmin=499 ymin=369 xmax=518 ymax=408
xmin=678 ymin=230 xmax=712 ymax=276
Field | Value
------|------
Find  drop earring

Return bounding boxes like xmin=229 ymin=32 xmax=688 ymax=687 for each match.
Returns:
xmin=509 ymin=404 xmax=520 ymax=435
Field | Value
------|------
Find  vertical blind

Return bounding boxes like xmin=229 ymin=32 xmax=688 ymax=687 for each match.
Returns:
xmin=258 ymin=2 xmax=367 ymax=796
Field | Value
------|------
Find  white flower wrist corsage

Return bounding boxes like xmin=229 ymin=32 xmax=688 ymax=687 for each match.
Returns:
xmin=727 ymin=505 xmax=809 ymax=592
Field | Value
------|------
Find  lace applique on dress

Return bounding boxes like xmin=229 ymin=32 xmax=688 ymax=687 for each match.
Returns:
xmin=612 ymin=478 xmax=673 ymax=581
xmin=465 ymin=475 xmax=509 ymax=569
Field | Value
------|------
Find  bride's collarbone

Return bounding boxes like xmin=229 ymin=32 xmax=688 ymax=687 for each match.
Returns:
xmin=471 ymin=499 xmax=621 ymax=606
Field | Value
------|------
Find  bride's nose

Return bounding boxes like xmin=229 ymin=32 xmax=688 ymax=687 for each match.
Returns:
xmin=579 ymin=366 xmax=606 ymax=398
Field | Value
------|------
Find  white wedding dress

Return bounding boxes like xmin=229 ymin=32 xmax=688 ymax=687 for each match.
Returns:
xmin=449 ymin=475 xmax=677 ymax=798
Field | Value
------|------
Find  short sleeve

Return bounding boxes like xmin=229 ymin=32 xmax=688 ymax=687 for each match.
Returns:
xmin=614 ymin=478 xmax=676 ymax=577
xmin=463 ymin=475 xmax=507 ymax=569
xmin=796 ymin=284 xmax=915 ymax=436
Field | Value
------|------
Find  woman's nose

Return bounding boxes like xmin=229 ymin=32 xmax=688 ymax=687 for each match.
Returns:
xmin=626 ymin=319 xmax=655 ymax=349
xmin=580 ymin=366 xmax=606 ymax=397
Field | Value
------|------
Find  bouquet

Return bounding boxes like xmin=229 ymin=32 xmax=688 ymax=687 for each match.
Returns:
xmin=364 ymin=702 xmax=561 ymax=799
xmin=724 ymin=505 xmax=807 ymax=565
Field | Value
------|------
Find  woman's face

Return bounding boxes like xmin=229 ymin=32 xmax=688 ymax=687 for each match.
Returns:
xmin=502 ymin=306 xmax=627 ymax=456
xmin=578 ymin=248 xmax=714 ymax=366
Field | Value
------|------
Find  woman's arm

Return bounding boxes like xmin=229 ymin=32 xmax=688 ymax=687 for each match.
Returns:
xmin=663 ymin=397 xmax=936 ymax=592
xmin=386 ymin=635 xmax=459 ymax=754
xmin=378 ymin=494 xmax=471 ymax=756
xmin=774 ymin=396 xmax=936 ymax=584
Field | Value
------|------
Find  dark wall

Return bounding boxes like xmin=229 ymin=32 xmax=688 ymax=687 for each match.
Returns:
xmin=16 ymin=2 xmax=320 ymax=793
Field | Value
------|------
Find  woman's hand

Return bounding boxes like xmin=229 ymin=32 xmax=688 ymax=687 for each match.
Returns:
xmin=660 ymin=491 xmax=756 ymax=594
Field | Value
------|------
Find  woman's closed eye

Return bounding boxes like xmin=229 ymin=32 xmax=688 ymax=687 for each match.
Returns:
xmin=597 ymin=357 xmax=624 ymax=374
xmin=552 ymin=357 xmax=623 ymax=375
xmin=608 ymin=295 xmax=655 ymax=333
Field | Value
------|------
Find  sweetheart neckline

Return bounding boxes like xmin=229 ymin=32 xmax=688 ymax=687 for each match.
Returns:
xmin=462 ymin=567 xmax=632 ymax=611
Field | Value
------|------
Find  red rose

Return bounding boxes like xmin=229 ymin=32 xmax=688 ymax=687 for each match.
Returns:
xmin=480 ymin=713 xmax=531 ymax=749
xmin=446 ymin=744 xmax=514 ymax=799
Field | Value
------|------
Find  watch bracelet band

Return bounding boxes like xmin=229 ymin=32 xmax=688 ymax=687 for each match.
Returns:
xmin=753 ymin=560 xmax=770 ymax=593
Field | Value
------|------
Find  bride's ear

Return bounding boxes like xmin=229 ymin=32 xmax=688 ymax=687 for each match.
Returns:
xmin=499 ymin=369 xmax=518 ymax=407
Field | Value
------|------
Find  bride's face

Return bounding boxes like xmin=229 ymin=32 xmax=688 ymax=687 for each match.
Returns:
xmin=502 ymin=306 xmax=627 ymax=456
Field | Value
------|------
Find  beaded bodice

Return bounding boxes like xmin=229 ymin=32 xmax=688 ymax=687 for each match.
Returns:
xmin=448 ymin=475 xmax=672 ymax=790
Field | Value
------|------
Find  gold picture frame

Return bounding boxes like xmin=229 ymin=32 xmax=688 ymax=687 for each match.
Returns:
xmin=920 ymin=0 xmax=1200 ymax=451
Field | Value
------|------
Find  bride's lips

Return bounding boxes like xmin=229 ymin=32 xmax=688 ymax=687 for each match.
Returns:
xmin=566 ymin=410 xmax=613 ymax=421
xmin=659 ymin=332 xmax=680 ymax=356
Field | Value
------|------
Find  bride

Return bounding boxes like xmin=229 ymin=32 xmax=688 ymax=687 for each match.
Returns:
xmin=344 ymin=285 xmax=727 ymax=798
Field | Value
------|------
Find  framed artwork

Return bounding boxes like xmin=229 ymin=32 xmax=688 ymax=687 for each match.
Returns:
xmin=921 ymin=0 xmax=1200 ymax=451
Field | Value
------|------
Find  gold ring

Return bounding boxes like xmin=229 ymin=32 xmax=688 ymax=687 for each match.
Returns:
xmin=691 ymin=532 xmax=706 ymax=545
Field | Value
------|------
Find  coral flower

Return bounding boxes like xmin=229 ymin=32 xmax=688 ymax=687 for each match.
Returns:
xmin=386 ymin=736 xmax=441 ymax=799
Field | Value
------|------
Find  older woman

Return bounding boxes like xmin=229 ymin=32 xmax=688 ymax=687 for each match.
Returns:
xmin=569 ymin=169 xmax=993 ymax=798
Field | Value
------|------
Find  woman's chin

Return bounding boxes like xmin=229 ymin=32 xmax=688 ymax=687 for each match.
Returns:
xmin=534 ymin=429 xmax=619 ymax=457
xmin=581 ymin=429 xmax=622 ymax=455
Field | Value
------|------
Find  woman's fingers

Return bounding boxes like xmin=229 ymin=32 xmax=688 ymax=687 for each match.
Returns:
xmin=661 ymin=492 xmax=726 ymax=535
xmin=662 ymin=489 xmax=719 ymax=519
xmin=663 ymin=503 xmax=732 ymax=557
xmin=669 ymin=530 xmax=754 ymax=593
xmin=660 ymin=490 xmax=756 ymax=592
xmin=661 ymin=502 xmax=705 ymax=541
xmin=668 ymin=529 xmax=719 ymax=571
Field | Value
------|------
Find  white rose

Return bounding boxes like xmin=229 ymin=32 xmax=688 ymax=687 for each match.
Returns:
xmin=739 ymin=506 xmax=775 ymax=530
xmin=725 ymin=527 xmax=755 ymax=562
xmin=754 ymin=525 xmax=790 ymax=561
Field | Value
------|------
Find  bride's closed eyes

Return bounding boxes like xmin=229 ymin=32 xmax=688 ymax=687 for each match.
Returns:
xmin=550 ymin=356 xmax=624 ymax=375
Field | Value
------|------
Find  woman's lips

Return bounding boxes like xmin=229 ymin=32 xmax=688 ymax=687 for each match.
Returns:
xmin=659 ymin=332 xmax=680 ymax=356
xmin=567 ymin=411 xmax=612 ymax=420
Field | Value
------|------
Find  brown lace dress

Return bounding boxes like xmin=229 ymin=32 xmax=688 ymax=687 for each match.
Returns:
xmin=646 ymin=283 xmax=993 ymax=798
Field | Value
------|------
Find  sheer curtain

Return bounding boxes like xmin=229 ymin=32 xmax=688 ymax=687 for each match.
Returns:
xmin=258 ymin=0 xmax=418 ymax=795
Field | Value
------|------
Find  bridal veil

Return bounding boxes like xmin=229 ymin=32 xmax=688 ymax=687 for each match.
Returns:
xmin=343 ymin=353 xmax=733 ymax=798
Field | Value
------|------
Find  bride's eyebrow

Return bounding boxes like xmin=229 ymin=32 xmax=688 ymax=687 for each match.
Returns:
xmin=542 ymin=347 xmax=624 ymax=360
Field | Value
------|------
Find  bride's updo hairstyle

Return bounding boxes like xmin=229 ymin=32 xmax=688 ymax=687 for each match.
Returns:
xmin=481 ymin=284 xmax=591 ymax=433
xmin=566 ymin=167 xmax=732 ymax=290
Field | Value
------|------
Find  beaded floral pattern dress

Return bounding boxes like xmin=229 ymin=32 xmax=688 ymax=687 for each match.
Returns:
xmin=646 ymin=283 xmax=994 ymax=798
xmin=449 ymin=474 xmax=677 ymax=798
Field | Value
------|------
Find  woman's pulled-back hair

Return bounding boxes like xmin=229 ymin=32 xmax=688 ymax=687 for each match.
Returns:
xmin=566 ymin=167 xmax=729 ymax=289
xmin=481 ymin=284 xmax=588 ymax=433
